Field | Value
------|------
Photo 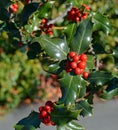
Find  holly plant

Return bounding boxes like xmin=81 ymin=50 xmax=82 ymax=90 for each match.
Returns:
xmin=0 ymin=0 xmax=118 ymax=130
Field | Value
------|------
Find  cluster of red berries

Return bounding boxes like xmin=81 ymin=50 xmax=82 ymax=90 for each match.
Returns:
xmin=65 ymin=52 xmax=89 ymax=78
xmin=40 ymin=18 xmax=54 ymax=35
xmin=25 ymin=0 xmax=30 ymax=4
xmin=10 ymin=3 xmax=18 ymax=13
xmin=67 ymin=5 xmax=90 ymax=22
xmin=39 ymin=101 xmax=55 ymax=126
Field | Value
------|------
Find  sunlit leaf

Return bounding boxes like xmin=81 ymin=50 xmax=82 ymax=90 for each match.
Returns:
xmin=39 ymin=35 xmax=69 ymax=60
xmin=70 ymin=18 xmax=93 ymax=54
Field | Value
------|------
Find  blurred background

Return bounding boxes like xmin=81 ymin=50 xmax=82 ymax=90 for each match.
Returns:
xmin=0 ymin=0 xmax=118 ymax=130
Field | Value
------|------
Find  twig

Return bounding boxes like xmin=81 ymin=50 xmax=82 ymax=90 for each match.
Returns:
xmin=47 ymin=5 xmax=72 ymax=25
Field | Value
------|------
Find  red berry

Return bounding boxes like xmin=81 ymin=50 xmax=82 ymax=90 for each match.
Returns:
xmin=82 ymin=4 xmax=90 ymax=11
xmin=70 ymin=62 xmax=77 ymax=69
xmin=40 ymin=110 xmax=47 ymax=117
xmin=66 ymin=66 xmax=72 ymax=72
xmin=39 ymin=106 xmax=45 ymax=112
xmin=80 ymin=54 xmax=87 ymax=61
xmin=68 ymin=51 xmax=76 ymax=58
xmin=45 ymin=105 xmax=51 ymax=113
xmin=12 ymin=4 xmax=18 ymax=9
xmin=65 ymin=61 xmax=72 ymax=72
xmin=41 ymin=18 xmax=48 ymax=24
xmin=83 ymin=72 xmax=89 ymax=78
xmin=46 ymin=30 xmax=53 ymax=35
xmin=70 ymin=10 xmax=75 ymax=15
xmin=74 ymin=68 xmax=83 ymax=75
xmin=25 ymin=0 xmax=30 ymax=4
xmin=75 ymin=17 xmax=80 ymax=22
xmin=43 ymin=115 xmax=51 ymax=124
xmin=11 ymin=7 xmax=17 ymax=12
xmin=45 ymin=101 xmax=54 ymax=109
xmin=81 ymin=13 xmax=88 ymax=19
xmin=77 ymin=61 xmax=86 ymax=69
xmin=11 ymin=4 xmax=18 ymax=12
xmin=72 ymin=55 xmax=80 ymax=62
xmin=51 ymin=121 xmax=56 ymax=126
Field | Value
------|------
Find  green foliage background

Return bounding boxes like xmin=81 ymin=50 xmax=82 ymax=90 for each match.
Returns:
xmin=0 ymin=38 xmax=41 ymax=115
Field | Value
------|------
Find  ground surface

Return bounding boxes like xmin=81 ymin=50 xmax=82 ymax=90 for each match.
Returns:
xmin=0 ymin=100 xmax=118 ymax=130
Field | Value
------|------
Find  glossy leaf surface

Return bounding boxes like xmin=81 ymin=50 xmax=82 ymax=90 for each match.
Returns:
xmin=92 ymin=12 xmax=111 ymax=34
xmin=38 ymin=1 xmax=54 ymax=18
xmin=14 ymin=111 xmax=40 ymax=130
xmin=101 ymin=78 xmax=118 ymax=99
xmin=64 ymin=23 xmax=77 ymax=45
xmin=88 ymin=71 xmax=113 ymax=86
xmin=75 ymin=100 xmax=93 ymax=117
xmin=57 ymin=121 xmax=85 ymax=130
xmin=70 ymin=18 xmax=93 ymax=54
xmin=41 ymin=58 xmax=61 ymax=74
xmin=39 ymin=35 xmax=69 ymax=60
xmin=20 ymin=3 xmax=39 ymax=24
xmin=51 ymin=104 xmax=81 ymax=126
xmin=59 ymin=73 xmax=86 ymax=105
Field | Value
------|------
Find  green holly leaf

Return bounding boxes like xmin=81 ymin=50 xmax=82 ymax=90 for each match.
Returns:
xmin=39 ymin=35 xmax=69 ymax=61
xmin=51 ymin=104 xmax=81 ymax=126
xmin=64 ymin=23 xmax=77 ymax=45
xmin=59 ymin=73 xmax=86 ymax=105
xmin=101 ymin=88 xmax=118 ymax=100
xmin=100 ymin=78 xmax=118 ymax=99
xmin=88 ymin=71 xmax=113 ymax=86
xmin=113 ymin=47 xmax=118 ymax=59
xmin=57 ymin=121 xmax=85 ymax=130
xmin=38 ymin=1 xmax=54 ymax=18
xmin=75 ymin=100 xmax=93 ymax=117
xmin=14 ymin=111 xmax=40 ymax=130
xmin=67 ymin=0 xmax=88 ymax=6
xmin=27 ymin=42 xmax=41 ymax=59
xmin=20 ymin=3 xmax=39 ymax=24
xmin=41 ymin=57 xmax=62 ymax=74
xmin=0 ymin=0 xmax=13 ymax=8
xmin=14 ymin=125 xmax=36 ymax=130
xmin=70 ymin=18 xmax=93 ymax=54
xmin=92 ymin=12 xmax=111 ymax=34
xmin=86 ymin=55 xmax=95 ymax=70
xmin=24 ymin=14 xmax=40 ymax=33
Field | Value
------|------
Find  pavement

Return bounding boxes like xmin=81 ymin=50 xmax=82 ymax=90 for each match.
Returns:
xmin=0 ymin=100 xmax=118 ymax=130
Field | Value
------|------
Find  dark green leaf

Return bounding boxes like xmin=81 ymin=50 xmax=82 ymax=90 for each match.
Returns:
xmin=27 ymin=42 xmax=41 ymax=59
xmin=51 ymin=104 xmax=81 ymax=126
xmin=75 ymin=100 xmax=93 ymax=117
xmin=41 ymin=57 xmax=61 ymax=74
xmin=64 ymin=23 xmax=77 ymax=45
xmin=88 ymin=71 xmax=113 ymax=86
xmin=39 ymin=35 xmax=69 ymax=60
xmin=113 ymin=47 xmax=118 ymax=59
xmin=70 ymin=18 xmax=93 ymax=54
xmin=100 ymin=78 xmax=118 ymax=99
xmin=15 ymin=111 xmax=40 ymax=130
xmin=38 ymin=1 xmax=54 ymax=18
xmin=0 ymin=8 xmax=10 ymax=21
xmin=67 ymin=0 xmax=88 ymax=6
xmin=0 ymin=0 xmax=13 ymax=8
xmin=20 ymin=3 xmax=39 ymax=24
xmin=92 ymin=32 xmax=106 ymax=54
xmin=101 ymin=88 xmax=118 ymax=100
xmin=57 ymin=121 xmax=85 ymax=130
xmin=59 ymin=73 xmax=86 ymax=105
xmin=86 ymin=55 xmax=95 ymax=70
xmin=92 ymin=12 xmax=111 ymax=34
xmin=14 ymin=125 xmax=36 ymax=130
